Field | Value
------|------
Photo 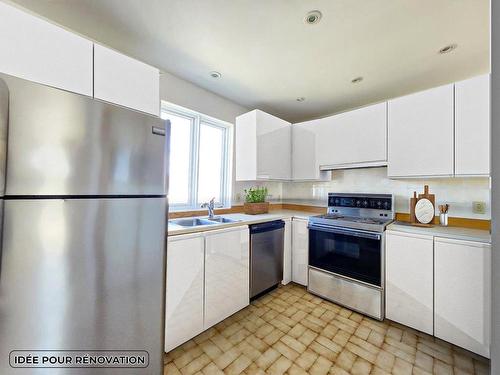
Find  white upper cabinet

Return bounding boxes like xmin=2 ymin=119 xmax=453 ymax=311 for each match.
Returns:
xmin=235 ymin=110 xmax=291 ymax=181
xmin=388 ymin=84 xmax=454 ymax=178
xmin=291 ymin=120 xmax=331 ymax=181
xmin=434 ymin=237 xmax=491 ymax=357
xmin=385 ymin=231 xmax=434 ymax=335
xmin=316 ymin=102 xmax=387 ymax=169
xmin=455 ymin=74 xmax=490 ymax=176
xmin=0 ymin=2 xmax=93 ymax=96
xmin=94 ymin=44 xmax=160 ymax=116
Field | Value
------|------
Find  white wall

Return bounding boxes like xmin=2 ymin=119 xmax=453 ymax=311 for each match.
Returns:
xmin=160 ymin=71 xmax=248 ymax=124
xmin=160 ymin=70 xmax=257 ymax=206
xmin=282 ymin=167 xmax=491 ymax=219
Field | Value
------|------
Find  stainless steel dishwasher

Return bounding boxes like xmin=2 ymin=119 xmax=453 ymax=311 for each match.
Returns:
xmin=249 ymin=220 xmax=285 ymax=299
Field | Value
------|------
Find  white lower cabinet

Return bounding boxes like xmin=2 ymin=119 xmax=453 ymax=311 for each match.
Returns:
xmin=282 ymin=218 xmax=292 ymax=284
xmin=204 ymin=226 xmax=250 ymax=328
xmin=385 ymin=230 xmax=491 ymax=357
xmin=292 ymin=218 xmax=309 ymax=286
xmin=385 ymin=231 xmax=434 ymax=335
xmin=165 ymin=225 xmax=250 ymax=351
xmin=434 ymin=237 xmax=491 ymax=358
xmin=165 ymin=233 xmax=205 ymax=352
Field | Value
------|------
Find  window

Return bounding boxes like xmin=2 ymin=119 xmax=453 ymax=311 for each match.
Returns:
xmin=161 ymin=102 xmax=232 ymax=211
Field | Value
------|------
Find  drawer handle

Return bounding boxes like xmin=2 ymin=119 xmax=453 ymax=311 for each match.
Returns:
xmin=152 ymin=126 xmax=166 ymax=136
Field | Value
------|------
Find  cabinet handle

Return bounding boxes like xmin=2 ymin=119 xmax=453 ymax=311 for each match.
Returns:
xmin=152 ymin=126 xmax=166 ymax=136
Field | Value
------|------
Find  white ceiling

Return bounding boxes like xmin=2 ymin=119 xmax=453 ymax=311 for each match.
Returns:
xmin=9 ymin=0 xmax=490 ymax=122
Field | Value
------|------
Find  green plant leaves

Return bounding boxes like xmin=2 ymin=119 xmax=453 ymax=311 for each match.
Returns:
xmin=244 ymin=186 xmax=268 ymax=203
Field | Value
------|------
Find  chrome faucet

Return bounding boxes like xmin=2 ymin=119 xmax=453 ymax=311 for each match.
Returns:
xmin=201 ymin=197 xmax=216 ymax=219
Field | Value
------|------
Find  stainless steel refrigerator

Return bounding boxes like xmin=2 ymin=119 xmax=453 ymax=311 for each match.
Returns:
xmin=0 ymin=73 xmax=169 ymax=374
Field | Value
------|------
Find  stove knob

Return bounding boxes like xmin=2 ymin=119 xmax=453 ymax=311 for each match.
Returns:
xmin=356 ymin=200 xmax=361 ymax=207
xmin=383 ymin=201 xmax=389 ymax=209
xmin=362 ymin=200 xmax=368 ymax=207
xmin=377 ymin=201 xmax=382 ymax=207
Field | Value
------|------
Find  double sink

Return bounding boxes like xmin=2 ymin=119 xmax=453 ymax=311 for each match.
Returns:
xmin=170 ymin=216 xmax=240 ymax=227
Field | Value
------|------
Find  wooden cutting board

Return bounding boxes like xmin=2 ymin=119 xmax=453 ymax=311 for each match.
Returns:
xmin=409 ymin=185 xmax=436 ymax=227
xmin=418 ymin=185 xmax=435 ymax=209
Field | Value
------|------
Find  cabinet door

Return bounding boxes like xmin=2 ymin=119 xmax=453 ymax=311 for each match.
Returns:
xmin=291 ymin=121 xmax=331 ymax=181
xmin=235 ymin=110 xmax=257 ymax=181
xmin=292 ymin=121 xmax=318 ymax=180
xmin=204 ymin=226 xmax=249 ymax=328
xmin=385 ymin=231 xmax=434 ymax=334
xmin=435 ymin=237 xmax=491 ymax=357
xmin=455 ymin=74 xmax=490 ymax=176
xmin=256 ymin=110 xmax=291 ymax=180
xmin=94 ymin=44 xmax=159 ymax=116
xmin=0 ymin=2 xmax=92 ymax=96
xmin=165 ymin=234 xmax=205 ymax=352
xmin=235 ymin=109 xmax=291 ymax=181
xmin=388 ymin=84 xmax=454 ymax=177
xmin=318 ymin=103 xmax=387 ymax=168
xmin=292 ymin=218 xmax=309 ymax=286
xmin=282 ymin=219 xmax=292 ymax=284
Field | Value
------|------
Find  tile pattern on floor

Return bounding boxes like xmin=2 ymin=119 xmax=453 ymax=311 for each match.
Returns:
xmin=164 ymin=283 xmax=489 ymax=375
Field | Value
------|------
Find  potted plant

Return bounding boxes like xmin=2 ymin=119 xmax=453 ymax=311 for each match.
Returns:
xmin=243 ymin=186 xmax=269 ymax=214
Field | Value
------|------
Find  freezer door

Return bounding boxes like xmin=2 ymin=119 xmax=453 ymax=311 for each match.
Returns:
xmin=0 ymin=198 xmax=167 ymax=374
xmin=1 ymin=73 xmax=168 ymax=196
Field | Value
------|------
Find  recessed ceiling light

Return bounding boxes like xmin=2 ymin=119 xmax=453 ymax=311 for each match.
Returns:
xmin=296 ymin=97 xmax=306 ymax=102
xmin=439 ymin=44 xmax=458 ymax=54
xmin=209 ymin=71 xmax=222 ymax=78
xmin=304 ymin=10 xmax=322 ymax=25
xmin=351 ymin=77 xmax=363 ymax=84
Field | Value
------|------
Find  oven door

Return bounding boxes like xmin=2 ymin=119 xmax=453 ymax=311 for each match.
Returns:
xmin=308 ymin=224 xmax=382 ymax=287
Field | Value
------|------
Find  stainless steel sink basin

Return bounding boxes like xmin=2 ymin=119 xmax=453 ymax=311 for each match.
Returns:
xmin=208 ymin=217 xmax=240 ymax=224
xmin=170 ymin=218 xmax=217 ymax=227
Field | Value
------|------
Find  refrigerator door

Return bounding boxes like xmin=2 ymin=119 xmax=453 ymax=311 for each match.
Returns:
xmin=0 ymin=198 xmax=167 ymax=374
xmin=0 ymin=78 xmax=7 ymax=196
xmin=1 ymin=73 xmax=167 ymax=196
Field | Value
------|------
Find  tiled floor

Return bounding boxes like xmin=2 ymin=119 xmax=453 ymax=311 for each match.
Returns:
xmin=164 ymin=283 xmax=489 ymax=375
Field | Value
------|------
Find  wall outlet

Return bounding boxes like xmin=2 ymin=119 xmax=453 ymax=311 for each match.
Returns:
xmin=472 ymin=201 xmax=486 ymax=214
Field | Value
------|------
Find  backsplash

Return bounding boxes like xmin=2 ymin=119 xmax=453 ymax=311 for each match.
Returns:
xmin=233 ymin=181 xmax=283 ymax=204
xmin=282 ymin=167 xmax=491 ymax=219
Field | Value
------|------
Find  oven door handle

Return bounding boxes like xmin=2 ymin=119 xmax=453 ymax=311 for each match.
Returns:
xmin=308 ymin=224 xmax=382 ymax=240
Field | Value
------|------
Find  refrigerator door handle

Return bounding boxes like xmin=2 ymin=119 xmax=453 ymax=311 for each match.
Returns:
xmin=152 ymin=126 xmax=166 ymax=136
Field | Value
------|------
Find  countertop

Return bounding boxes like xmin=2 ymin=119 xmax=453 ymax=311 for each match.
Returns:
xmin=168 ymin=210 xmax=319 ymax=236
xmin=387 ymin=221 xmax=491 ymax=243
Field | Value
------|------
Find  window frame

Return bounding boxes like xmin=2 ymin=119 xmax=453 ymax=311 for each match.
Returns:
xmin=161 ymin=101 xmax=233 ymax=212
